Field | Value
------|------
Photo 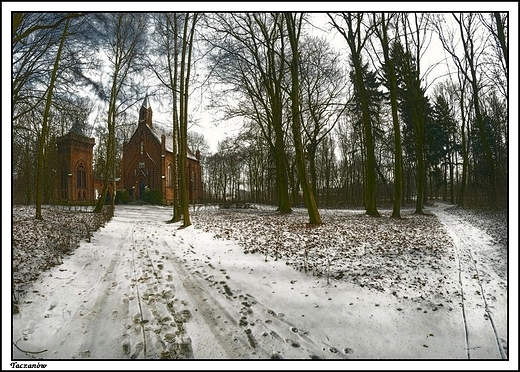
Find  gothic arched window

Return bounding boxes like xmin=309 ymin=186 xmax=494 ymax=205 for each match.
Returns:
xmin=167 ymin=163 xmax=173 ymax=187
xmin=140 ymin=140 xmax=144 ymax=154
xmin=76 ymin=162 xmax=86 ymax=188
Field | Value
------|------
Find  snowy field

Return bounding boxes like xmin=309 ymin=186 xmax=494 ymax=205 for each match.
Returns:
xmin=6 ymin=203 xmax=516 ymax=370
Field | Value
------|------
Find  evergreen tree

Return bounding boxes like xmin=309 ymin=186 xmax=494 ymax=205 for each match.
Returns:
xmin=387 ymin=40 xmax=429 ymax=212
xmin=347 ymin=55 xmax=383 ymax=215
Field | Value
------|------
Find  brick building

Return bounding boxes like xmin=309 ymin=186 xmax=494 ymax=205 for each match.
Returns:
xmin=55 ymin=98 xmax=203 ymax=206
xmin=55 ymin=121 xmax=96 ymax=204
xmin=120 ymin=98 xmax=203 ymax=204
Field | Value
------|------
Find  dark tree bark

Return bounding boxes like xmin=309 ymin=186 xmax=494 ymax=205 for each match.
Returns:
xmin=178 ymin=12 xmax=199 ymax=228
xmin=150 ymin=13 xmax=182 ymax=222
xmin=36 ymin=17 xmax=70 ymax=219
xmin=284 ymin=12 xmax=322 ymax=225
xmin=329 ymin=13 xmax=379 ymax=216
xmin=374 ymin=13 xmax=403 ymax=218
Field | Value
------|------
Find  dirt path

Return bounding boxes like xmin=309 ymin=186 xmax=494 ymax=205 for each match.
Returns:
xmin=428 ymin=203 xmax=508 ymax=359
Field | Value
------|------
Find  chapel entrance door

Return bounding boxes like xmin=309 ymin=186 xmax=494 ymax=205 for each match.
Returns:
xmin=139 ymin=179 xmax=146 ymax=200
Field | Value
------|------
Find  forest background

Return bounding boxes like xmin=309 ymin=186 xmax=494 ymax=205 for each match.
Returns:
xmin=5 ymin=2 xmax=517 ymax=226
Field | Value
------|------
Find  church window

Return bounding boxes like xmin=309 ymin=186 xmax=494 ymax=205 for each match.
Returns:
xmin=167 ymin=163 xmax=173 ymax=187
xmin=140 ymin=140 xmax=144 ymax=154
xmin=76 ymin=162 xmax=86 ymax=188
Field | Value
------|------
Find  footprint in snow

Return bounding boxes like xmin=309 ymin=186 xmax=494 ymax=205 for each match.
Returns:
xmin=286 ymin=339 xmax=300 ymax=348
xmin=269 ymin=330 xmax=283 ymax=342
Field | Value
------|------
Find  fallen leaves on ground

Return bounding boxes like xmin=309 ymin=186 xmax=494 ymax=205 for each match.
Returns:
xmin=193 ymin=206 xmax=465 ymax=305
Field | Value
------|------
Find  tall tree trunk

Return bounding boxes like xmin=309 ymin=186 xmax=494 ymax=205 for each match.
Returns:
xmin=273 ymin=107 xmax=292 ymax=213
xmin=493 ymin=12 xmax=508 ymax=76
xmin=458 ymin=78 xmax=468 ymax=206
xmin=178 ymin=14 xmax=190 ymax=227
xmin=377 ymin=13 xmax=403 ymax=218
xmin=449 ymin=136 xmax=454 ymax=204
xmin=178 ymin=13 xmax=198 ymax=227
xmin=35 ymin=17 xmax=69 ymax=219
xmin=307 ymin=143 xmax=318 ymax=197
xmin=170 ymin=13 xmax=182 ymax=222
xmin=469 ymin=73 xmax=497 ymax=204
xmin=94 ymin=76 xmax=118 ymax=213
xmin=353 ymin=58 xmax=379 ymax=216
xmin=454 ymin=13 xmax=497 ymax=206
xmin=402 ymin=14 xmax=425 ymax=214
xmin=285 ymin=13 xmax=322 ymax=225
xmin=332 ymin=13 xmax=380 ymax=216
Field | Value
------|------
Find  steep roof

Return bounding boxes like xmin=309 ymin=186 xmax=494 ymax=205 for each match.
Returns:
xmin=148 ymin=125 xmax=199 ymax=161
xmin=69 ymin=120 xmax=86 ymax=136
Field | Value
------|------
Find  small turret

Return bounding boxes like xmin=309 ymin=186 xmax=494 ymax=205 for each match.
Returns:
xmin=70 ymin=119 xmax=85 ymax=136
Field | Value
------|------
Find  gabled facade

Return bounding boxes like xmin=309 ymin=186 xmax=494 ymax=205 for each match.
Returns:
xmin=121 ymin=98 xmax=203 ymax=204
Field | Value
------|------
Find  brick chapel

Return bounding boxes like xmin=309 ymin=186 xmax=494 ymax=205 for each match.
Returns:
xmin=120 ymin=97 xmax=203 ymax=204
xmin=55 ymin=98 xmax=203 ymax=205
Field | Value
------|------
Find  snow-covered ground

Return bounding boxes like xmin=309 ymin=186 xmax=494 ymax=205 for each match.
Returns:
xmin=5 ymin=203 xmax=517 ymax=370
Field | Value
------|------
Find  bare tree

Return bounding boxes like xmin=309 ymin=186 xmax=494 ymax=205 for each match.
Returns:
xmin=12 ymin=13 xmax=93 ymax=216
xmin=396 ymin=13 xmax=429 ymax=214
xmin=93 ymin=13 xmax=148 ymax=213
xmin=12 ymin=13 xmax=88 ymax=122
xmin=204 ymin=13 xmax=292 ymax=213
xmin=372 ymin=13 xmax=403 ymax=218
xmin=284 ymin=12 xmax=322 ymax=225
xmin=298 ymin=34 xmax=348 ymax=198
xmin=149 ymin=13 xmax=183 ymax=221
xmin=433 ymin=13 xmax=499 ymax=207
xmin=328 ymin=12 xmax=380 ymax=216
xmin=34 ymin=16 xmax=70 ymax=219
xmin=479 ymin=12 xmax=508 ymax=100
xmin=178 ymin=12 xmax=199 ymax=227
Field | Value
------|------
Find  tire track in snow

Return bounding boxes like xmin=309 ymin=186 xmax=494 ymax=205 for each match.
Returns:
xmin=126 ymin=219 xmax=195 ymax=359
xmin=70 ymin=214 xmax=135 ymax=359
xmin=430 ymin=204 xmax=507 ymax=359
xmin=162 ymin=240 xmax=263 ymax=358
xmin=166 ymin=238 xmax=341 ymax=359
xmin=129 ymin=226 xmax=148 ymax=358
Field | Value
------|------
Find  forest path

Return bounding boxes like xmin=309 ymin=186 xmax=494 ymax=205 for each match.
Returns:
xmin=12 ymin=204 xmax=508 ymax=361
xmin=12 ymin=206 xmax=340 ymax=360
xmin=428 ymin=202 xmax=508 ymax=359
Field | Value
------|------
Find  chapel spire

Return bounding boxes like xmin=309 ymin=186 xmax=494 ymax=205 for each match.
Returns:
xmin=139 ymin=96 xmax=153 ymax=128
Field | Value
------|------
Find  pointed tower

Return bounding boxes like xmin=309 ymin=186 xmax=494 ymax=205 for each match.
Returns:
xmin=139 ymin=96 xmax=153 ymax=128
